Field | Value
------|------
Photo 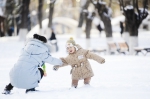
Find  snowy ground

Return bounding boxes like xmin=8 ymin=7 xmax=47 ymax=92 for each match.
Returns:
xmin=0 ymin=31 xmax=150 ymax=99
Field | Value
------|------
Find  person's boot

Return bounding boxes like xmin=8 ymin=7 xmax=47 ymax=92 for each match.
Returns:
xmin=2 ymin=86 xmax=11 ymax=95
xmin=2 ymin=84 xmax=13 ymax=95
xmin=26 ymin=88 xmax=37 ymax=93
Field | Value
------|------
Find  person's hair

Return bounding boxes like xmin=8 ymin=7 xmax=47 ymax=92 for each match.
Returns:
xmin=33 ymin=34 xmax=47 ymax=43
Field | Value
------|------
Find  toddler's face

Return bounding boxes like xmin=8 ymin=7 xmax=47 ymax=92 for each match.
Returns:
xmin=67 ymin=46 xmax=75 ymax=54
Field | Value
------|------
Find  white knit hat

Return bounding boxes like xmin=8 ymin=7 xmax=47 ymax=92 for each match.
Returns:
xmin=66 ymin=37 xmax=76 ymax=48
xmin=66 ymin=37 xmax=78 ymax=51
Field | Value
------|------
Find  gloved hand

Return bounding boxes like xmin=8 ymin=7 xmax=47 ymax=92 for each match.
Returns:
xmin=101 ymin=59 xmax=105 ymax=64
xmin=53 ymin=65 xmax=60 ymax=71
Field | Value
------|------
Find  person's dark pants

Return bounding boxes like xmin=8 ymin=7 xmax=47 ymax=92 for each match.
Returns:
xmin=5 ymin=83 xmax=13 ymax=91
xmin=38 ymin=68 xmax=44 ymax=82
xmin=5 ymin=68 xmax=44 ymax=91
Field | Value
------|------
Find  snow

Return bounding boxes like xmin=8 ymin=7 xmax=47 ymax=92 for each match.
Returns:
xmin=107 ymin=7 xmax=112 ymax=17
xmin=111 ymin=15 xmax=125 ymax=26
xmin=0 ymin=30 xmax=150 ymax=99
xmin=124 ymin=5 xmax=133 ymax=10
xmin=87 ymin=12 xmax=93 ymax=19
xmin=0 ymin=8 xmax=3 ymax=16
xmin=92 ymin=17 xmax=104 ymax=29
xmin=99 ymin=1 xmax=106 ymax=5
xmin=103 ymin=12 xmax=109 ymax=18
xmin=139 ymin=8 xmax=148 ymax=13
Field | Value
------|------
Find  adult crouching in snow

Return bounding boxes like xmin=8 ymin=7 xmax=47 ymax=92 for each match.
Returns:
xmin=2 ymin=34 xmax=63 ymax=94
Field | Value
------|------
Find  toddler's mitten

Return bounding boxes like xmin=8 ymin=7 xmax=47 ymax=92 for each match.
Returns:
xmin=101 ymin=59 xmax=105 ymax=64
xmin=53 ymin=65 xmax=60 ymax=71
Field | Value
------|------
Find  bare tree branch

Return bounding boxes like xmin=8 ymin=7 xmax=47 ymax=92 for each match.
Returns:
xmin=142 ymin=0 xmax=148 ymax=19
xmin=142 ymin=0 xmax=147 ymax=17
xmin=135 ymin=0 xmax=140 ymax=15
xmin=90 ymin=0 xmax=94 ymax=5
xmin=119 ymin=0 xmax=126 ymax=16
xmin=135 ymin=0 xmax=141 ymax=24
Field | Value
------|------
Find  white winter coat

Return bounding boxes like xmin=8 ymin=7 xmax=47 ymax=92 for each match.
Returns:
xmin=9 ymin=39 xmax=62 ymax=89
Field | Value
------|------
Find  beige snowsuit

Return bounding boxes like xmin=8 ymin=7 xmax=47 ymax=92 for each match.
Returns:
xmin=58 ymin=44 xmax=105 ymax=87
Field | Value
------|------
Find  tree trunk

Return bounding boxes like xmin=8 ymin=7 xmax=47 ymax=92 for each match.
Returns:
xmin=78 ymin=12 xmax=85 ymax=28
xmin=4 ymin=0 xmax=16 ymax=36
xmin=122 ymin=19 xmax=129 ymax=44
xmin=92 ymin=1 xmax=113 ymax=38
xmin=38 ymin=0 xmax=43 ymax=29
xmin=129 ymin=36 xmax=138 ymax=55
xmin=128 ymin=24 xmax=138 ymax=54
xmin=76 ymin=0 xmax=90 ymax=38
xmin=119 ymin=0 xmax=149 ymax=55
xmin=85 ymin=18 xmax=92 ymax=39
xmin=19 ymin=0 xmax=30 ymax=41
xmin=71 ymin=0 xmax=76 ymax=7
xmin=20 ymin=0 xmax=30 ymax=28
xmin=100 ymin=14 xmax=112 ymax=37
xmin=128 ymin=24 xmax=138 ymax=36
xmin=78 ymin=0 xmax=90 ymax=28
xmin=47 ymin=1 xmax=55 ymax=39
xmin=48 ymin=2 xmax=55 ymax=28
xmin=76 ymin=12 xmax=84 ymax=38
xmin=85 ymin=11 xmax=93 ymax=49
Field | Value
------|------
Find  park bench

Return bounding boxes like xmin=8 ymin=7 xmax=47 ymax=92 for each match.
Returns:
xmin=117 ymin=42 xmax=129 ymax=55
xmin=108 ymin=41 xmax=129 ymax=55
xmin=91 ymin=48 xmax=107 ymax=54
xmin=107 ymin=42 xmax=118 ymax=54
xmin=134 ymin=47 xmax=150 ymax=56
xmin=89 ymin=47 xmax=107 ymax=54
xmin=143 ymin=48 xmax=150 ymax=55
xmin=134 ymin=47 xmax=144 ymax=55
